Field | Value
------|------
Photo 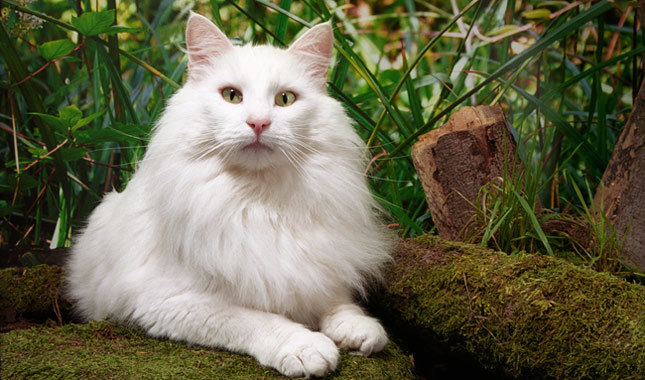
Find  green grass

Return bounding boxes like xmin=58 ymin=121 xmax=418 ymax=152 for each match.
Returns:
xmin=0 ymin=1 xmax=641 ymax=275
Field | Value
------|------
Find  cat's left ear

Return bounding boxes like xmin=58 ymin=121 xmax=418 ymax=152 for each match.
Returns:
xmin=287 ymin=22 xmax=333 ymax=88
xmin=186 ymin=12 xmax=233 ymax=80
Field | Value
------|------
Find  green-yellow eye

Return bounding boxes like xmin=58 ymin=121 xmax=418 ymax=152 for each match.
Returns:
xmin=275 ymin=91 xmax=296 ymax=107
xmin=222 ymin=88 xmax=242 ymax=104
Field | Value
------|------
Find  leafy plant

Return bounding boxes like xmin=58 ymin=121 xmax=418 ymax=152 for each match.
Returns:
xmin=0 ymin=0 xmax=641 ymax=278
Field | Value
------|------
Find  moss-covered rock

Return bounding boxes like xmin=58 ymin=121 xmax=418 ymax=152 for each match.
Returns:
xmin=1 ymin=321 xmax=414 ymax=379
xmin=373 ymin=236 xmax=645 ymax=380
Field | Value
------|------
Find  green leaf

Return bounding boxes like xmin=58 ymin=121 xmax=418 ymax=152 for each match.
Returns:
xmin=30 ymin=112 xmax=67 ymax=133
xmin=75 ymin=122 xmax=148 ymax=144
xmin=113 ymin=122 xmax=149 ymax=138
xmin=75 ymin=128 xmax=134 ymax=144
xmin=488 ymin=24 xmax=519 ymax=36
xmin=58 ymin=105 xmax=83 ymax=128
xmin=31 ymin=106 xmax=86 ymax=134
xmin=38 ymin=39 xmax=75 ymax=60
xmin=71 ymin=109 xmax=106 ymax=132
xmin=26 ymin=147 xmax=47 ymax=157
xmin=103 ymin=25 xmax=142 ymax=35
xmin=0 ymin=200 xmax=17 ymax=217
xmin=536 ymin=1 xmax=570 ymax=8
xmin=71 ymin=10 xmax=115 ymax=36
xmin=522 ymin=9 xmax=551 ymax=20
xmin=61 ymin=56 xmax=82 ymax=63
xmin=6 ymin=173 xmax=39 ymax=191
xmin=59 ymin=147 xmax=88 ymax=162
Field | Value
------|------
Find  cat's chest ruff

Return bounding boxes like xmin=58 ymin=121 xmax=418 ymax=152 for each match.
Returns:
xmin=213 ymin=168 xmax=314 ymax=215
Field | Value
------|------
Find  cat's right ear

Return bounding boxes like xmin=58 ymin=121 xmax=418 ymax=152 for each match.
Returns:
xmin=186 ymin=12 xmax=233 ymax=80
xmin=287 ymin=22 xmax=333 ymax=89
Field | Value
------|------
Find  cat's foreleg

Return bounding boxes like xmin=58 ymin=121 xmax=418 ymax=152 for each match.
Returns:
xmin=320 ymin=303 xmax=388 ymax=356
xmin=135 ymin=293 xmax=339 ymax=378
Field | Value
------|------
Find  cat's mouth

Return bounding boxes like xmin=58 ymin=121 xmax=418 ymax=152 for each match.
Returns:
xmin=242 ymin=141 xmax=273 ymax=152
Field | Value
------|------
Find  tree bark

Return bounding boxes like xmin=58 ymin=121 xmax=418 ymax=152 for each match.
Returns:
xmin=592 ymin=52 xmax=645 ymax=270
xmin=410 ymin=105 xmax=518 ymax=241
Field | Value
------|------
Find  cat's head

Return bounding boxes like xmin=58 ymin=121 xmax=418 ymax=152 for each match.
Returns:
xmin=177 ymin=12 xmax=339 ymax=171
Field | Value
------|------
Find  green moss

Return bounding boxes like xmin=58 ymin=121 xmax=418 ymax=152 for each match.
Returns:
xmin=1 ymin=321 xmax=414 ymax=379
xmin=0 ymin=265 xmax=70 ymax=314
xmin=380 ymin=235 xmax=645 ymax=380
xmin=1 ymin=265 xmax=414 ymax=378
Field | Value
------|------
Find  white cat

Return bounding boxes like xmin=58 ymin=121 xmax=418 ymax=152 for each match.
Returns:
xmin=67 ymin=12 xmax=393 ymax=378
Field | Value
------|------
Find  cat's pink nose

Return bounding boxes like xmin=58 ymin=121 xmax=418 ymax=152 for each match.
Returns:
xmin=246 ymin=118 xmax=271 ymax=136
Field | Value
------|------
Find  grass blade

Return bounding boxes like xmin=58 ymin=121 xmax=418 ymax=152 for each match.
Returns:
xmin=274 ymin=0 xmax=292 ymax=45
xmin=511 ymin=189 xmax=553 ymax=256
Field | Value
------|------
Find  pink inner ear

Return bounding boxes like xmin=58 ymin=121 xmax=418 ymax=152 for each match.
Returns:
xmin=186 ymin=12 xmax=233 ymax=78
xmin=287 ymin=23 xmax=333 ymax=86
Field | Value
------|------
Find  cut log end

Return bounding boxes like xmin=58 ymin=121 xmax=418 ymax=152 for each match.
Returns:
xmin=411 ymin=105 xmax=519 ymax=241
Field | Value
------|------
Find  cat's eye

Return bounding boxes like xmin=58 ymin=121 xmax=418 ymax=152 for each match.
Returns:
xmin=222 ymin=88 xmax=242 ymax=104
xmin=275 ymin=91 xmax=296 ymax=107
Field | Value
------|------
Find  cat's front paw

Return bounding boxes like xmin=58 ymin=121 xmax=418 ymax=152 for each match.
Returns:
xmin=275 ymin=330 xmax=339 ymax=378
xmin=321 ymin=313 xmax=388 ymax=356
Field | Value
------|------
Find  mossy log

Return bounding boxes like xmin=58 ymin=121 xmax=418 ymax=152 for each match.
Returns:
xmin=3 ymin=246 xmax=645 ymax=379
xmin=1 ymin=321 xmax=414 ymax=379
xmin=0 ymin=265 xmax=71 ymax=325
xmin=371 ymin=236 xmax=645 ymax=380
xmin=0 ymin=265 xmax=414 ymax=379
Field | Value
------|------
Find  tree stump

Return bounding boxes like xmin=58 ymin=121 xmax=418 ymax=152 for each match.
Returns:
xmin=592 ymin=65 xmax=645 ymax=271
xmin=411 ymin=105 xmax=518 ymax=241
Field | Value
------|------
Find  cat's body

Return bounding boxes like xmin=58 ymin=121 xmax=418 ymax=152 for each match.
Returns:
xmin=67 ymin=13 xmax=392 ymax=378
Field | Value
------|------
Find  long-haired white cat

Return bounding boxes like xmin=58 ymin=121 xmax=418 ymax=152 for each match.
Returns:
xmin=67 ymin=12 xmax=393 ymax=378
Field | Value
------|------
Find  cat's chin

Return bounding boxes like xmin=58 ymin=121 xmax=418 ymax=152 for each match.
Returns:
xmin=242 ymin=141 xmax=273 ymax=153
xmin=226 ymin=144 xmax=286 ymax=171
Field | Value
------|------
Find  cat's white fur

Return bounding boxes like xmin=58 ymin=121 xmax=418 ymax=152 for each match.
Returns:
xmin=67 ymin=13 xmax=393 ymax=378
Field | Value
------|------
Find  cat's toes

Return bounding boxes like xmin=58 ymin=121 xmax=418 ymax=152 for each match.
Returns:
xmin=276 ymin=330 xmax=339 ymax=378
xmin=321 ymin=314 xmax=388 ymax=356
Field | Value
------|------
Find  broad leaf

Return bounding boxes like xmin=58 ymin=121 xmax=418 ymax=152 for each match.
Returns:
xmin=60 ymin=147 xmax=89 ymax=162
xmin=31 ymin=106 xmax=85 ymax=134
xmin=58 ymin=106 xmax=83 ymax=128
xmin=72 ymin=10 xmax=115 ymax=36
xmin=30 ymin=112 xmax=67 ymax=133
xmin=38 ymin=39 xmax=75 ymax=61
xmin=0 ymin=200 xmax=17 ymax=217
xmin=71 ymin=109 xmax=107 ymax=132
